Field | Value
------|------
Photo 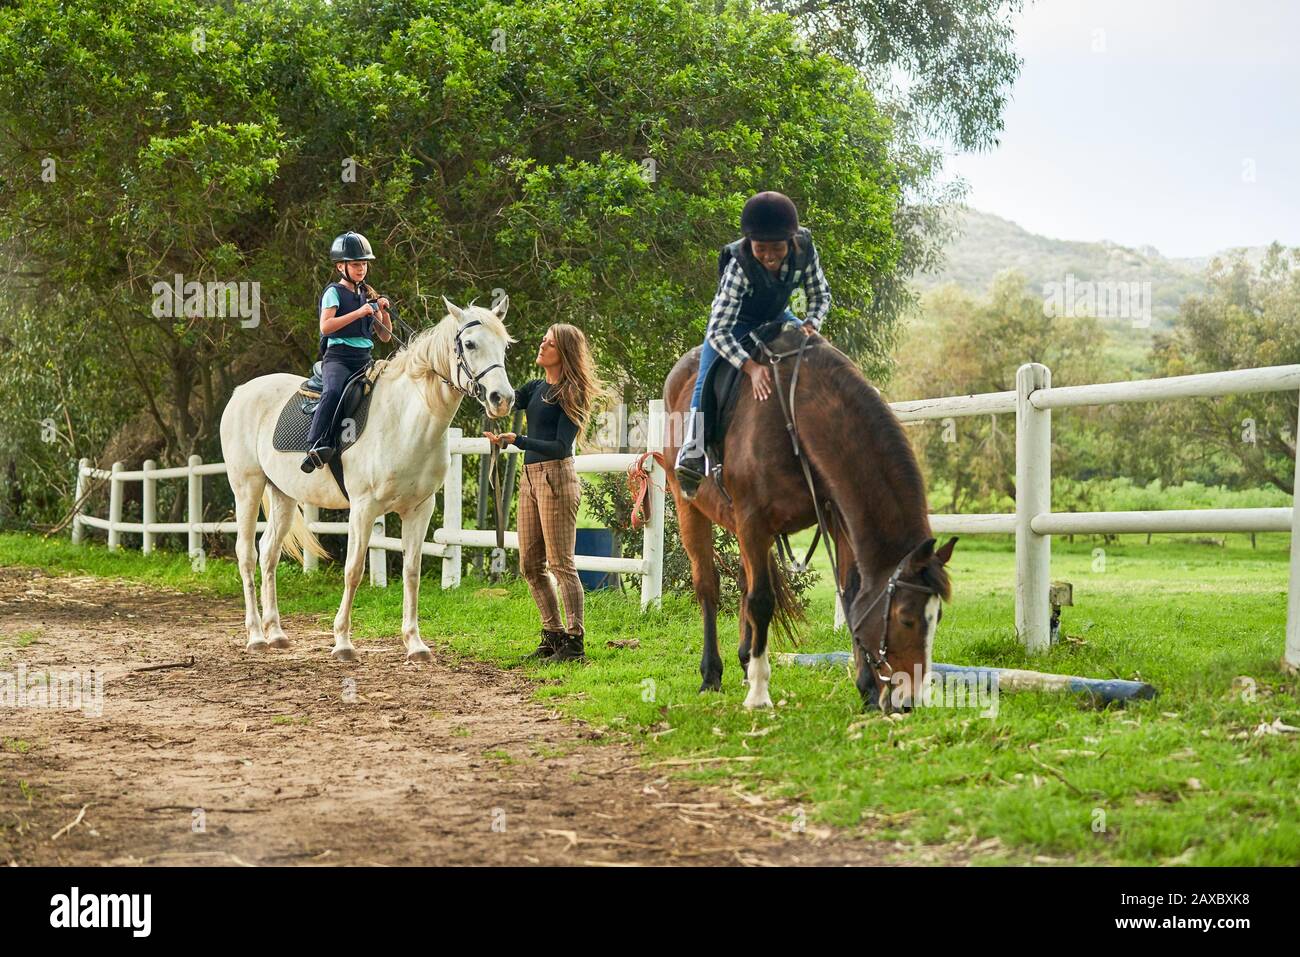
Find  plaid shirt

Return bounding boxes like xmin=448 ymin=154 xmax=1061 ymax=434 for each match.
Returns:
xmin=705 ymin=246 xmax=832 ymax=369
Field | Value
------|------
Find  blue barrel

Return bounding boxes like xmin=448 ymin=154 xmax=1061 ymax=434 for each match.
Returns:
xmin=575 ymin=528 xmax=615 ymax=590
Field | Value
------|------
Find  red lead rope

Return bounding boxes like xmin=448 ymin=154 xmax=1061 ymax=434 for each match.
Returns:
xmin=627 ymin=450 xmax=667 ymax=531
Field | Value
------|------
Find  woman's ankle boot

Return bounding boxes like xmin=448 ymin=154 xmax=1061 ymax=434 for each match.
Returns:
xmin=545 ymin=631 xmax=585 ymax=663
xmin=525 ymin=628 xmax=565 ymax=660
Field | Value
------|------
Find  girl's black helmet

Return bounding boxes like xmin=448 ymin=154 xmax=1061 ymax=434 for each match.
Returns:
xmin=740 ymin=192 xmax=799 ymax=242
xmin=330 ymin=231 xmax=376 ymax=262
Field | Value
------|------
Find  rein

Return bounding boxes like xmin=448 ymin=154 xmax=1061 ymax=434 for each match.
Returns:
xmin=487 ymin=442 xmax=507 ymax=551
xmin=757 ymin=325 xmax=846 ymax=604
xmin=372 ymin=300 xmax=504 ymax=406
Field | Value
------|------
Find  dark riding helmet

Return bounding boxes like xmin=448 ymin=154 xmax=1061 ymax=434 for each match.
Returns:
xmin=740 ymin=191 xmax=799 ymax=242
xmin=330 ymin=231 xmax=376 ymax=262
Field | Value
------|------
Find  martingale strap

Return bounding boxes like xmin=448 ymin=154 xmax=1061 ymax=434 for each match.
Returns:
xmin=775 ymin=524 xmax=821 ymax=574
xmin=758 ymin=330 xmax=847 ymax=612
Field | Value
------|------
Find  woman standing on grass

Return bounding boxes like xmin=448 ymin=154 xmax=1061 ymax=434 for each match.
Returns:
xmin=484 ymin=324 xmax=604 ymax=663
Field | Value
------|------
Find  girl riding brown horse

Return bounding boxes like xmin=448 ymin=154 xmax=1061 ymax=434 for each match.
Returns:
xmin=663 ymin=195 xmax=957 ymax=711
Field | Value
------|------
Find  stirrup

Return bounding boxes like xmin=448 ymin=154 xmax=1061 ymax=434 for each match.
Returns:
xmin=301 ymin=446 xmax=334 ymax=472
xmin=675 ymin=459 xmax=707 ymax=498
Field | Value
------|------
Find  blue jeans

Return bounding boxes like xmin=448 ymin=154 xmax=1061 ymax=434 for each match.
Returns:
xmin=689 ymin=308 xmax=797 ymax=412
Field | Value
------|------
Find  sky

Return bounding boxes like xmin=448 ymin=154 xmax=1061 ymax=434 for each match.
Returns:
xmin=941 ymin=0 xmax=1300 ymax=258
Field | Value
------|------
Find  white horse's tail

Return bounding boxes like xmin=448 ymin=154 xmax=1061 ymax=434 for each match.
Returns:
xmin=261 ymin=488 xmax=330 ymax=565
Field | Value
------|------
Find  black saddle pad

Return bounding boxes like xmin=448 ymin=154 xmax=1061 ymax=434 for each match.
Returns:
xmin=272 ymin=365 xmax=376 ymax=454
xmin=700 ymin=318 xmax=802 ymax=465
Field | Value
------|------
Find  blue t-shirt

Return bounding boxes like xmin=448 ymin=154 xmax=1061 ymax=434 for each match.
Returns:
xmin=321 ymin=285 xmax=372 ymax=348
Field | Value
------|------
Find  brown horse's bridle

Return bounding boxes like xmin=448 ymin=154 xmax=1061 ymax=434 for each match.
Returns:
xmin=757 ymin=325 xmax=938 ymax=712
xmin=847 ymin=552 xmax=940 ymax=711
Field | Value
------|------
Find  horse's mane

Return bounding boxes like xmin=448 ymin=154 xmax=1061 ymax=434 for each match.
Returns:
xmin=381 ymin=306 xmax=515 ymax=412
xmin=804 ymin=343 xmax=951 ymax=600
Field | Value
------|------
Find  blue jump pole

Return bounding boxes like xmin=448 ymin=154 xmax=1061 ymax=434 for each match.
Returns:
xmin=778 ymin=652 xmax=1157 ymax=704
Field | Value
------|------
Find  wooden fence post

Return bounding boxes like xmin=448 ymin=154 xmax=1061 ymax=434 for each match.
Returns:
xmin=303 ymin=504 xmax=319 ymax=575
xmin=71 ymin=457 xmax=89 ymax=545
xmin=641 ymin=400 xmax=665 ymax=611
xmin=142 ymin=459 xmax=156 ymax=555
xmin=369 ymin=514 xmax=387 ymax=587
xmin=1284 ymin=390 xmax=1300 ymax=671
xmin=442 ymin=428 xmax=463 ymax=589
xmin=107 ymin=462 xmax=123 ymax=551
xmin=188 ymin=454 xmax=203 ymax=563
xmin=1016 ymin=363 xmax=1052 ymax=652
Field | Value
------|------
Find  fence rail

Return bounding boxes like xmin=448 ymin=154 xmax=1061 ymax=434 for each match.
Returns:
xmin=72 ymin=400 xmax=667 ymax=611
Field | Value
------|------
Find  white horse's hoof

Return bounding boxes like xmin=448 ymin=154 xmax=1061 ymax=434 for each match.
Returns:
xmin=406 ymin=646 xmax=432 ymax=663
xmin=267 ymin=635 xmax=291 ymax=649
xmin=743 ymin=693 xmax=773 ymax=710
xmin=331 ymin=646 xmax=356 ymax=662
xmin=246 ymin=637 xmax=269 ymax=653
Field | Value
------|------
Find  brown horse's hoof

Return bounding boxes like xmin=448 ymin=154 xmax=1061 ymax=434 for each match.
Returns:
xmin=698 ymin=678 xmax=722 ymax=693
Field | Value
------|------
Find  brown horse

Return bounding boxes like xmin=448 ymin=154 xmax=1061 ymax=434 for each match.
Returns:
xmin=662 ymin=328 xmax=957 ymax=711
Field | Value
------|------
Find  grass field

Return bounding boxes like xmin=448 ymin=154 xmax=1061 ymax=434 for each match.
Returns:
xmin=2 ymin=527 xmax=1298 ymax=865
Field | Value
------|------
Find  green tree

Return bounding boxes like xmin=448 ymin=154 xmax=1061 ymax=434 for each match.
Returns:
xmin=1141 ymin=246 xmax=1300 ymax=493
xmin=1 ymin=0 xmax=913 ymax=528
xmin=889 ymin=272 xmax=1108 ymax=512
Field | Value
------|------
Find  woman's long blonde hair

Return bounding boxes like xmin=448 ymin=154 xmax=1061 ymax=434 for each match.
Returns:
xmin=545 ymin=324 xmax=610 ymax=440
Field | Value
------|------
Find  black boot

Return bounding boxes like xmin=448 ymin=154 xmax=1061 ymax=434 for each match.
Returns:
xmin=674 ymin=406 xmax=707 ymax=498
xmin=544 ymin=631 xmax=585 ymax=663
xmin=674 ymin=454 xmax=706 ymax=499
xmin=524 ymin=628 xmax=565 ymax=661
xmin=300 ymin=445 xmax=335 ymax=473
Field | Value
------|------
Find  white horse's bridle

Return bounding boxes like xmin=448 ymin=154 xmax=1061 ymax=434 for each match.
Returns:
xmin=432 ymin=318 xmax=506 ymax=409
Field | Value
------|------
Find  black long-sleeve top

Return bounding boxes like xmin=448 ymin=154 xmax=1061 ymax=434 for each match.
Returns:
xmin=512 ymin=379 xmax=579 ymax=464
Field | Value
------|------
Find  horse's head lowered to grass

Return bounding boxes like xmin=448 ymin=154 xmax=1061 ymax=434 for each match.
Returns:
xmin=849 ymin=536 xmax=957 ymax=713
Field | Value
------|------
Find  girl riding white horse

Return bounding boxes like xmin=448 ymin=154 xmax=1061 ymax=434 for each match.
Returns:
xmin=219 ymin=294 xmax=514 ymax=662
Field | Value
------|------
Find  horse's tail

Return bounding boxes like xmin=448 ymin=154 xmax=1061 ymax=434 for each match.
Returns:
xmin=766 ymin=549 xmax=805 ymax=647
xmin=262 ymin=488 xmax=330 ymax=565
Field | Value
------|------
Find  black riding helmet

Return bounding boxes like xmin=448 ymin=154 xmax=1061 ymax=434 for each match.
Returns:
xmin=330 ymin=231 xmax=376 ymax=262
xmin=740 ymin=191 xmax=799 ymax=242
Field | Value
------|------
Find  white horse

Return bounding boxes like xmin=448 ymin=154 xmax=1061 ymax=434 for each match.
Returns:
xmin=219 ymin=296 xmax=515 ymax=662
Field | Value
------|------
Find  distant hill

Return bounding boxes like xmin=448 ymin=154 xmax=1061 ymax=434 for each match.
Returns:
xmin=913 ymin=209 xmax=1226 ymax=326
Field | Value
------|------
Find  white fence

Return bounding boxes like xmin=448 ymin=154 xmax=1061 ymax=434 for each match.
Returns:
xmin=832 ymin=362 xmax=1300 ymax=670
xmin=71 ymin=400 xmax=668 ymax=611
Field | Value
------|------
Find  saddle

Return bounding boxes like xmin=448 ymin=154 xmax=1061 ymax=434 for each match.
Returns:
xmin=699 ymin=318 xmax=803 ymax=469
xmin=272 ymin=360 xmax=382 ymax=500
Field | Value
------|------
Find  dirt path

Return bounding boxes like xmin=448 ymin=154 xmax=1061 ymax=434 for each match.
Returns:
xmin=0 ymin=566 xmax=897 ymax=866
